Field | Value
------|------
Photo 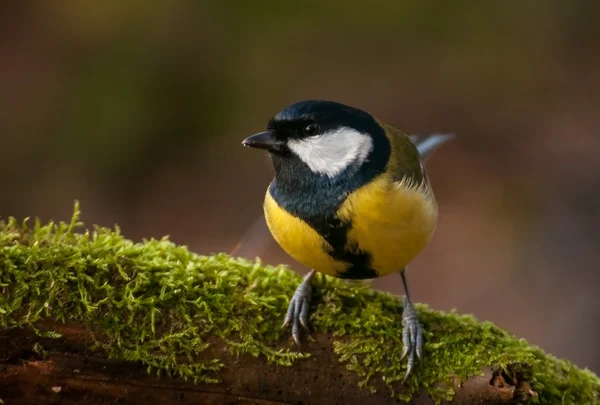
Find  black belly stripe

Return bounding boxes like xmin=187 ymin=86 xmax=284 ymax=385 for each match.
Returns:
xmin=269 ymin=176 xmax=388 ymax=279
xmin=340 ymin=266 xmax=379 ymax=280
xmin=307 ymin=214 xmax=378 ymax=280
xmin=269 ymin=181 xmax=380 ymax=280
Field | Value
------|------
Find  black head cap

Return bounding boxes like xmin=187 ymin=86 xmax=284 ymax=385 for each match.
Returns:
xmin=267 ymin=100 xmax=382 ymax=140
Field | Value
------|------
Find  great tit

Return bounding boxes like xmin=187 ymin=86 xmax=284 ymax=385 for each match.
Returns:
xmin=242 ymin=100 xmax=453 ymax=380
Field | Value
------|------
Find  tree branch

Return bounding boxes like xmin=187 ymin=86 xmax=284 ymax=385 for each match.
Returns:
xmin=2 ymin=324 xmax=526 ymax=405
xmin=0 ymin=204 xmax=598 ymax=404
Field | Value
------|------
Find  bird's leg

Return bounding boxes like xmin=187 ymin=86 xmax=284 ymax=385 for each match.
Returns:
xmin=283 ymin=269 xmax=316 ymax=347
xmin=400 ymin=268 xmax=423 ymax=382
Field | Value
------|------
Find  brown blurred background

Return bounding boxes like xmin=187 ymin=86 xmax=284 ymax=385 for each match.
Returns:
xmin=1 ymin=1 xmax=599 ymax=374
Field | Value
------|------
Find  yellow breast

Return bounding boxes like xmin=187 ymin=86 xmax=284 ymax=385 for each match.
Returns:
xmin=263 ymin=191 xmax=348 ymax=276
xmin=263 ymin=174 xmax=437 ymax=278
xmin=337 ymin=173 xmax=438 ymax=276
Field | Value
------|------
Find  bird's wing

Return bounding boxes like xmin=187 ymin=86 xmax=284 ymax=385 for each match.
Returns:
xmin=409 ymin=133 xmax=455 ymax=162
xmin=381 ymin=124 xmax=424 ymax=184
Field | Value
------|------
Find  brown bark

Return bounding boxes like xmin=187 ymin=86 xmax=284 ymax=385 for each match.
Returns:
xmin=0 ymin=322 xmax=531 ymax=405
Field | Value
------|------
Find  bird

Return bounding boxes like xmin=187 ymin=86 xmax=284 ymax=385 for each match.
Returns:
xmin=242 ymin=100 xmax=454 ymax=381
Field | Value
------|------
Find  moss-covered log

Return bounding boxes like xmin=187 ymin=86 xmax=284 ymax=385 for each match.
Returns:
xmin=0 ymin=324 xmax=528 ymax=405
xmin=1 ymin=204 xmax=599 ymax=405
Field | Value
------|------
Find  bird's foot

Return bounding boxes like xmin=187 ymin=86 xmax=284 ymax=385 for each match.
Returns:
xmin=282 ymin=269 xmax=315 ymax=348
xmin=401 ymin=295 xmax=423 ymax=382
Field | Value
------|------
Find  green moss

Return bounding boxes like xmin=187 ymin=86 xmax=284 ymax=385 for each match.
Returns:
xmin=1 ymin=202 xmax=598 ymax=404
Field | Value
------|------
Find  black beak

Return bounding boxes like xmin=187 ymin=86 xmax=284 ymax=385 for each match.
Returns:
xmin=242 ymin=131 xmax=286 ymax=153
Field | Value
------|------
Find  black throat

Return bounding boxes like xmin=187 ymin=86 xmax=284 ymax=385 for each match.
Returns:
xmin=268 ymin=125 xmax=391 ymax=279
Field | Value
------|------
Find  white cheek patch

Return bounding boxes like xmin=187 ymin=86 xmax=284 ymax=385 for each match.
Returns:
xmin=287 ymin=127 xmax=374 ymax=178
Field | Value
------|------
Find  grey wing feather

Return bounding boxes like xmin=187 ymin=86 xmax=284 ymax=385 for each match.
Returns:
xmin=409 ymin=133 xmax=455 ymax=161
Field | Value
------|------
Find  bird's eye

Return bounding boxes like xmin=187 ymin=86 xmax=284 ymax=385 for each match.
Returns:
xmin=303 ymin=122 xmax=320 ymax=137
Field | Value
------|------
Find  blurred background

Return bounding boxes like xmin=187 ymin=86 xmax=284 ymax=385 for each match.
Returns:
xmin=1 ymin=1 xmax=599 ymax=374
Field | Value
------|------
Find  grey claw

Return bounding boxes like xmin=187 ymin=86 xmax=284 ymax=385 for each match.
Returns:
xmin=299 ymin=299 xmax=310 ymax=331
xmin=282 ymin=298 xmax=295 ymax=328
xmin=292 ymin=315 xmax=301 ymax=347
xmin=402 ymin=360 xmax=413 ymax=383
xmin=401 ymin=297 xmax=424 ymax=382
xmin=283 ymin=270 xmax=315 ymax=347
xmin=291 ymin=332 xmax=300 ymax=347
xmin=416 ymin=326 xmax=423 ymax=360
xmin=404 ymin=339 xmax=416 ymax=382
xmin=401 ymin=324 xmax=410 ymax=360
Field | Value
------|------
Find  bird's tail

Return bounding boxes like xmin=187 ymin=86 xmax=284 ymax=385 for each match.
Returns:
xmin=409 ymin=133 xmax=455 ymax=161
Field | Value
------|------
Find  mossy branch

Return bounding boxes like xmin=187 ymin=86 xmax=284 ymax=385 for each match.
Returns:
xmin=0 ymin=203 xmax=598 ymax=405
